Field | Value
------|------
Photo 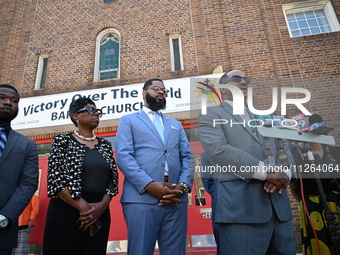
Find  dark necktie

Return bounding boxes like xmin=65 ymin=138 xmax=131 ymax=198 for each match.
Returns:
xmin=0 ymin=127 xmax=7 ymax=157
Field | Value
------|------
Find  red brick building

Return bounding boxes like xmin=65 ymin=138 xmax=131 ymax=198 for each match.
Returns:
xmin=1 ymin=0 xmax=339 ymax=138
xmin=1 ymin=0 xmax=339 ymax=253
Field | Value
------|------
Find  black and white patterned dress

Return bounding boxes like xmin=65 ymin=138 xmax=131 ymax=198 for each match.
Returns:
xmin=43 ymin=133 xmax=118 ymax=255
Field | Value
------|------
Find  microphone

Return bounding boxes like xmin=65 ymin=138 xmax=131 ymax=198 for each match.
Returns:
xmin=290 ymin=113 xmax=309 ymax=132
xmin=308 ymin=114 xmax=334 ymax=135
xmin=252 ymin=114 xmax=297 ymax=128
xmin=253 ymin=114 xmax=298 ymax=129
xmin=250 ymin=114 xmax=273 ymax=127
xmin=309 ymin=125 xmax=334 ymax=135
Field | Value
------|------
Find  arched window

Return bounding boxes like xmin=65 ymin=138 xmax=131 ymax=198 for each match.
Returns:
xmin=94 ymin=28 xmax=120 ymax=81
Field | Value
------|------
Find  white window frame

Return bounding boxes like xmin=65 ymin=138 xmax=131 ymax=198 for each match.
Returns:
xmin=94 ymin=28 xmax=121 ymax=82
xmin=34 ymin=53 xmax=49 ymax=90
xmin=198 ymin=187 xmax=205 ymax=197
xmin=169 ymin=33 xmax=184 ymax=71
xmin=282 ymin=0 xmax=340 ymax=37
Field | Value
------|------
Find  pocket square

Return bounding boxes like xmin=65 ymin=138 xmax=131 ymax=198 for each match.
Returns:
xmin=171 ymin=125 xmax=179 ymax=130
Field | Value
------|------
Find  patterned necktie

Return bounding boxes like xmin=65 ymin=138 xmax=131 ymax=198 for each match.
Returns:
xmin=152 ymin=111 xmax=164 ymax=142
xmin=0 ymin=127 xmax=7 ymax=157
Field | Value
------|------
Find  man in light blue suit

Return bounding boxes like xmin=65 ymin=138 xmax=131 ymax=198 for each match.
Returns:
xmin=199 ymin=70 xmax=295 ymax=255
xmin=115 ymin=78 xmax=192 ymax=255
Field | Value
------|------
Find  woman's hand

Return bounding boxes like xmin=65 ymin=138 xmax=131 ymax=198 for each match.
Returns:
xmin=80 ymin=194 xmax=111 ymax=220
xmin=78 ymin=194 xmax=112 ymax=235
xmin=86 ymin=221 xmax=102 ymax=236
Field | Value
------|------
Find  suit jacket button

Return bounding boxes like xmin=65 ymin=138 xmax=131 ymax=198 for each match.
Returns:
xmin=161 ymin=163 xmax=165 ymax=167
xmin=164 ymin=150 xmax=167 ymax=153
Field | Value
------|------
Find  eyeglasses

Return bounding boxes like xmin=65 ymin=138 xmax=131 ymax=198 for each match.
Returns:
xmin=149 ymin=86 xmax=169 ymax=94
xmin=225 ymin=75 xmax=251 ymax=85
xmin=75 ymin=105 xmax=102 ymax=117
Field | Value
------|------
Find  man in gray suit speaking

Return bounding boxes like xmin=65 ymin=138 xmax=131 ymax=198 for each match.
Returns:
xmin=198 ymin=70 xmax=295 ymax=254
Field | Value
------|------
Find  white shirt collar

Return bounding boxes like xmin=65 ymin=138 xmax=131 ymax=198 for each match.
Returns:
xmin=142 ymin=106 xmax=161 ymax=115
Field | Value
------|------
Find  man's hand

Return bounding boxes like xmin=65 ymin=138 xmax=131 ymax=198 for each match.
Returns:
xmin=158 ymin=184 xmax=184 ymax=206
xmin=145 ymin=182 xmax=183 ymax=201
xmin=264 ymin=172 xmax=289 ymax=194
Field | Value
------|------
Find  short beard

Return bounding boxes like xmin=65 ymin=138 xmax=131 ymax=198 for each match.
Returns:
xmin=145 ymin=92 xmax=166 ymax=111
xmin=0 ymin=109 xmax=18 ymax=123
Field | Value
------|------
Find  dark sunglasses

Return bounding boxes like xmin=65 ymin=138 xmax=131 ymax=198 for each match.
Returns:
xmin=149 ymin=86 xmax=169 ymax=94
xmin=75 ymin=105 xmax=102 ymax=117
xmin=226 ymin=75 xmax=251 ymax=85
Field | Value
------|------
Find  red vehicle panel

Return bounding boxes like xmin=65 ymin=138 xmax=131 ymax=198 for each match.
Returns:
xmin=30 ymin=141 xmax=215 ymax=250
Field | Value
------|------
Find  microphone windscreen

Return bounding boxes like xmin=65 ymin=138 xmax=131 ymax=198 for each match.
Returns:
xmin=309 ymin=114 xmax=323 ymax=125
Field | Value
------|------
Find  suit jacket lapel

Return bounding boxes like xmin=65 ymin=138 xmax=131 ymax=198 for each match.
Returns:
xmin=220 ymin=102 xmax=262 ymax=145
xmin=137 ymin=110 xmax=164 ymax=145
xmin=247 ymin=109 xmax=266 ymax=149
xmin=162 ymin=113 xmax=170 ymax=146
xmin=0 ymin=129 xmax=19 ymax=166
xmin=245 ymin=108 xmax=260 ymax=141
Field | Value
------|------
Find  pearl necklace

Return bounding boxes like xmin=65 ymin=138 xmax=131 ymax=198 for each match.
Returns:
xmin=74 ymin=130 xmax=96 ymax=141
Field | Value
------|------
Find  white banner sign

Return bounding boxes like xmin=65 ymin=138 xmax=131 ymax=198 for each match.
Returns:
xmin=13 ymin=74 xmax=222 ymax=130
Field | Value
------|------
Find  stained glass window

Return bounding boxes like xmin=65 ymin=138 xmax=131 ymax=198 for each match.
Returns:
xmin=94 ymin=29 xmax=120 ymax=81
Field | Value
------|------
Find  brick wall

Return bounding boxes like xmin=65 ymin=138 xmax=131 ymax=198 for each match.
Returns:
xmin=1 ymin=0 xmax=339 ymax=251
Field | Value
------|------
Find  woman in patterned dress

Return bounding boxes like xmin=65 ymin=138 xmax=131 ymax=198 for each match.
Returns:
xmin=43 ymin=97 xmax=118 ymax=255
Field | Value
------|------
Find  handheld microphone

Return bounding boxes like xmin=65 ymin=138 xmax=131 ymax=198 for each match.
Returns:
xmin=251 ymin=114 xmax=297 ymax=128
xmin=251 ymin=114 xmax=273 ymax=127
xmin=290 ymin=113 xmax=309 ymax=132
xmin=309 ymin=125 xmax=334 ymax=135
xmin=253 ymin=114 xmax=292 ymax=167
xmin=308 ymin=114 xmax=334 ymax=135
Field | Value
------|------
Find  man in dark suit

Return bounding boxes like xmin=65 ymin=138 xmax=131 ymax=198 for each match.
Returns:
xmin=0 ymin=84 xmax=39 ymax=255
xmin=199 ymin=70 xmax=295 ymax=254
xmin=115 ymin=78 xmax=192 ymax=255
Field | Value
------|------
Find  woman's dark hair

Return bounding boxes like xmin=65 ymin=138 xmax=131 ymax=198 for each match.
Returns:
xmin=69 ymin=96 xmax=96 ymax=127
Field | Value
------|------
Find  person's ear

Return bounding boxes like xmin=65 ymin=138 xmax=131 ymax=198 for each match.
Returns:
xmin=71 ymin=113 xmax=78 ymax=122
